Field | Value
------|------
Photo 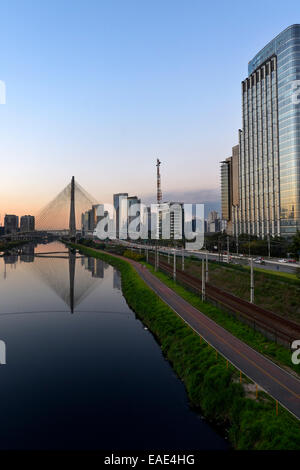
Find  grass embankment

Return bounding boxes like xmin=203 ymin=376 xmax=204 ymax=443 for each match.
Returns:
xmin=177 ymin=256 xmax=300 ymax=324
xmin=71 ymin=243 xmax=300 ymax=450
xmin=145 ymin=262 xmax=300 ymax=376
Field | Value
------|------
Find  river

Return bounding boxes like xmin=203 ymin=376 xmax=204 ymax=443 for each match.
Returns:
xmin=0 ymin=241 xmax=228 ymax=450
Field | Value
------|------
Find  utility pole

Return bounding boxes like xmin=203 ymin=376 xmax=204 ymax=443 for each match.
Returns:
xmin=182 ymin=246 xmax=184 ymax=271
xmin=250 ymin=257 xmax=254 ymax=303
xmin=146 ymin=247 xmax=148 ymax=263
xmin=248 ymin=234 xmax=251 ymax=257
xmin=173 ymin=249 xmax=176 ymax=281
xmin=168 ymin=251 xmax=170 ymax=264
xmin=227 ymin=235 xmax=230 ymax=263
xmin=236 ymin=232 xmax=239 ymax=256
xmin=267 ymin=233 xmax=271 ymax=258
xmin=205 ymin=252 xmax=209 ymax=282
xmin=202 ymin=257 xmax=205 ymax=301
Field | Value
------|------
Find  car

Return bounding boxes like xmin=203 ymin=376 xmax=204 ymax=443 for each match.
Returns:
xmin=278 ymin=258 xmax=287 ymax=263
xmin=287 ymin=259 xmax=297 ymax=263
xmin=254 ymin=257 xmax=265 ymax=264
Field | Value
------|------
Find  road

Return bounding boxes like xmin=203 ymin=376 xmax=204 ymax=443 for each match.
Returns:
xmin=118 ymin=240 xmax=300 ymax=274
xmin=109 ymin=251 xmax=300 ymax=420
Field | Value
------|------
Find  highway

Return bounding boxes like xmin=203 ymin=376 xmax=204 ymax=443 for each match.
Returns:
xmin=118 ymin=240 xmax=300 ymax=274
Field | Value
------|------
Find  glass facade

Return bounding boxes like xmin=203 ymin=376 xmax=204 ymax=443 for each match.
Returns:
xmin=237 ymin=24 xmax=300 ymax=237
xmin=221 ymin=159 xmax=231 ymax=221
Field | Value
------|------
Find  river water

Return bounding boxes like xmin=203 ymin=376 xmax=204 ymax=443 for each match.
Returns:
xmin=0 ymin=241 xmax=227 ymax=450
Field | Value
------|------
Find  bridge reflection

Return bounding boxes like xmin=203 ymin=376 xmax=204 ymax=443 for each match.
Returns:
xmin=1 ymin=244 xmax=120 ymax=313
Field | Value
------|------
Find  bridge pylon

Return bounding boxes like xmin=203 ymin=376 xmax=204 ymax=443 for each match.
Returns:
xmin=69 ymin=176 xmax=76 ymax=238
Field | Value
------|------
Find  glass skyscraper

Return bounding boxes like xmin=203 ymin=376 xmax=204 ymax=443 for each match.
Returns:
xmin=236 ymin=24 xmax=300 ymax=237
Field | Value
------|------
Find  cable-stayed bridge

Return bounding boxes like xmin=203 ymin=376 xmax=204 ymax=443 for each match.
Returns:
xmin=1 ymin=177 xmax=97 ymax=240
xmin=36 ymin=176 xmax=97 ymax=233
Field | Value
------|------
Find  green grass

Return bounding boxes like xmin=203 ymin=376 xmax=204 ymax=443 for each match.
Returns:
xmin=70 ymin=243 xmax=300 ymax=450
xmin=175 ymin=256 xmax=300 ymax=323
xmin=246 ymin=265 xmax=299 ymax=282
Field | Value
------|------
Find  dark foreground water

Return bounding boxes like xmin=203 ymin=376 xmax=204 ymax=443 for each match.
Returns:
xmin=0 ymin=241 xmax=227 ymax=450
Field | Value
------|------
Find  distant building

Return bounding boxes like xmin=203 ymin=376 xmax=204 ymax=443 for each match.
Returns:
xmin=20 ymin=215 xmax=35 ymax=232
xmin=81 ymin=210 xmax=92 ymax=234
xmin=4 ymin=215 xmax=18 ymax=234
xmin=155 ymin=202 xmax=184 ymax=240
xmin=127 ymin=196 xmax=141 ymax=239
xmin=113 ymin=193 xmax=128 ymax=239
xmin=205 ymin=210 xmax=227 ymax=233
xmin=220 ymin=145 xmax=239 ymax=235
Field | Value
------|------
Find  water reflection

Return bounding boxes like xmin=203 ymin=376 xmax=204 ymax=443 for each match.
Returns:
xmin=0 ymin=241 xmax=228 ymax=450
xmin=1 ymin=242 xmax=120 ymax=313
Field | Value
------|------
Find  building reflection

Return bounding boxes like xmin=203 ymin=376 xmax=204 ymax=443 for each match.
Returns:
xmin=20 ymin=244 xmax=35 ymax=263
xmin=81 ymin=256 xmax=109 ymax=279
xmin=1 ymin=244 xmax=119 ymax=312
xmin=31 ymin=249 xmax=108 ymax=314
xmin=113 ymin=268 xmax=121 ymax=291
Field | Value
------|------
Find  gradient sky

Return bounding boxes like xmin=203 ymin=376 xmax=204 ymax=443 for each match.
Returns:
xmin=0 ymin=0 xmax=299 ymax=220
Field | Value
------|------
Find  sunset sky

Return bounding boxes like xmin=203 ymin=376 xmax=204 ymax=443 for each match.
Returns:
xmin=0 ymin=0 xmax=299 ymax=222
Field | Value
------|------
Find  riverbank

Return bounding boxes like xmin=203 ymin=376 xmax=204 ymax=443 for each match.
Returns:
xmin=71 ymin=243 xmax=300 ymax=450
xmin=0 ymin=240 xmax=29 ymax=255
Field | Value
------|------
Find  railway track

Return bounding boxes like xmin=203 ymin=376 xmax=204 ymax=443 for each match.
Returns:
xmin=148 ymin=253 xmax=300 ymax=345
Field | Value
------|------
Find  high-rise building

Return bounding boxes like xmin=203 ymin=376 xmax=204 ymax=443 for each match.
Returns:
xmin=236 ymin=24 xmax=300 ymax=238
xmin=4 ymin=215 xmax=18 ymax=234
xmin=156 ymin=202 xmax=184 ymax=240
xmin=127 ymin=196 xmax=141 ymax=239
xmin=220 ymin=145 xmax=239 ymax=235
xmin=20 ymin=215 xmax=35 ymax=232
xmin=113 ymin=193 xmax=128 ymax=239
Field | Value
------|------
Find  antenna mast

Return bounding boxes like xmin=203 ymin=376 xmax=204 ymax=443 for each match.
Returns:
xmin=156 ymin=158 xmax=162 ymax=204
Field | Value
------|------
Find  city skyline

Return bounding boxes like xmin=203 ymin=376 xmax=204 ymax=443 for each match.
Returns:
xmin=1 ymin=1 xmax=300 ymax=217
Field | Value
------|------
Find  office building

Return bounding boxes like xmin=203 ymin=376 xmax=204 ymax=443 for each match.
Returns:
xmin=236 ymin=24 xmax=300 ymax=237
xmin=4 ymin=215 xmax=18 ymax=234
xmin=127 ymin=196 xmax=141 ymax=239
xmin=113 ymin=193 xmax=128 ymax=239
xmin=155 ymin=202 xmax=184 ymax=240
xmin=220 ymin=145 xmax=239 ymax=235
xmin=20 ymin=215 xmax=35 ymax=232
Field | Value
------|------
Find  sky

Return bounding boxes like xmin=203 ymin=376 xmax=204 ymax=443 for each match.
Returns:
xmin=0 ymin=0 xmax=299 ymax=220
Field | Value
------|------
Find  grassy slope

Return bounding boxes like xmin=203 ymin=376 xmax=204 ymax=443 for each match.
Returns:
xmin=72 ymin=243 xmax=300 ymax=450
xmin=176 ymin=256 xmax=300 ymax=323
xmin=144 ymin=262 xmax=300 ymax=376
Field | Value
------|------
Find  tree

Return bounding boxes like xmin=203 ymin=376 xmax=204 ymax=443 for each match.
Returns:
xmin=290 ymin=230 xmax=300 ymax=257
